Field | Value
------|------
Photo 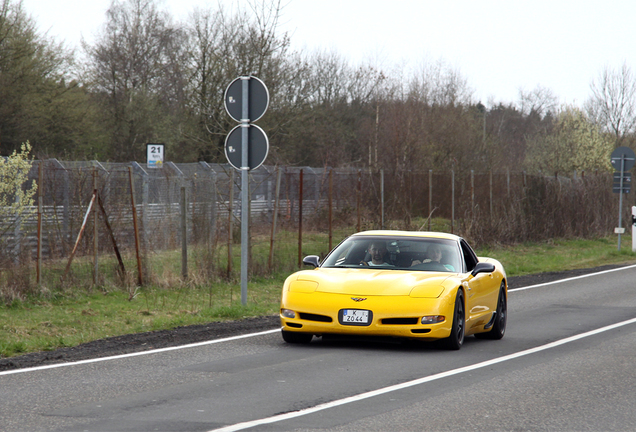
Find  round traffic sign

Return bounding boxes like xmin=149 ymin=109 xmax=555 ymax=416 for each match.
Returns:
xmin=611 ymin=146 xmax=636 ymax=171
xmin=224 ymin=76 xmax=269 ymax=123
xmin=224 ymin=124 xmax=269 ymax=171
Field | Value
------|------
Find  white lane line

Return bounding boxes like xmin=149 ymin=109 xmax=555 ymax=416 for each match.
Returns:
xmin=508 ymin=263 xmax=636 ymax=292
xmin=2 ymin=264 xmax=635 ymax=377
xmin=0 ymin=329 xmax=280 ymax=376
xmin=209 ymin=316 xmax=636 ymax=432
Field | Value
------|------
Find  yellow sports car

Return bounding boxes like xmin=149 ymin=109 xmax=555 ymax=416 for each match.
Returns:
xmin=280 ymin=230 xmax=507 ymax=350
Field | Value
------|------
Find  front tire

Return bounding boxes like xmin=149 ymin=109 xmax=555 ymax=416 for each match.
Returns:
xmin=281 ymin=330 xmax=313 ymax=344
xmin=442 ymin=289 xmax=465 ymax=350
xmin=476 ymin=282 xmax=507 ymax=340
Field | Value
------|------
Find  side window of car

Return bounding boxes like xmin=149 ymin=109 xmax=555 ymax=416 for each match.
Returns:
xmin=460 ymin=240 xmax=478 ymax=272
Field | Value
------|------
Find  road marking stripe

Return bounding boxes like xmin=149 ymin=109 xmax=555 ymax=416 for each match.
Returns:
xmin=0 ymin=329 xmax=280 ymax=376
xmin=209 ymin=316 xmax=636 ymax=432
xmin=2 ymin=264 xmax=634 ymax=377
xmin=508 ymin=264 xmax=636 ymax=292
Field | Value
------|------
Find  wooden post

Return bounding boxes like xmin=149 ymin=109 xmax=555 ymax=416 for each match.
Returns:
xmin=380 ymin=169 xmax=385 ymax=230
xmin=451 ymin=169 xmax=455 ymax=234
xmin=97 ymin=194 xmax=126 ymax=281
xmin=62 ymin=192 xmax=96 ymax=282
xmin=36 ymin=161 xmax=43 ymax=285
xmin=128 ymin=167 xmax=143 ymax=286
xmin=268 ymin=167 xmax=282 ymax=270
xmin=228 ymin=169 xmax=234 ymax=277
xmin=356 ymin=170 xmax=361 ymax=232
xmin=298 ymin=169 xmax=303 ymax=268
xmin=181 ymin=186 xmax=188 ymax=280
xmin=507 ymin=168 xmax=510 ymax=197
xmin=93 ymin=167 xmax=99 ymax=286
xmin=328 ymin=169 xmax=333 ymax=251
xmin=489 ymin=170 xmax=493 ymax=219
xmin=471 ymin=170 xmax=475 ymax=216
xmin=428 ymin=170 xmax=432 ymax=231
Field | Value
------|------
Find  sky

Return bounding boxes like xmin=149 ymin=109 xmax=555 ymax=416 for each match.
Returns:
xmin=20 ymin=0 xmax=636 ymax=107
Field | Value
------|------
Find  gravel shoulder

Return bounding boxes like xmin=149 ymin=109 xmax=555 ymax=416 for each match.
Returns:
xmin=0 ymin=264 xmax=627 ymax=372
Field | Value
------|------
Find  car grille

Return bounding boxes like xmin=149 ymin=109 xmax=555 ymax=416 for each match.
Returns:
xmin=381 ymin=318 xmax=419 ymax=325
xmin=298 ymin=312 xmax=333 ymax=322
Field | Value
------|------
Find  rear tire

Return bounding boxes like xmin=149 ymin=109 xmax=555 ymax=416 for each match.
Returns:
xmin=442 ymin=290 xmax=465 ymax=350
xmin=476 ymin=282 xmax=507 ymax=340
xmin=281 ymin=330 xmax=313 ymax=344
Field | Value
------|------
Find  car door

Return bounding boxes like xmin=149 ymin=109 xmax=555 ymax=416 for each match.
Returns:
xmin=460 ymin=240 xmax=498 ymax=329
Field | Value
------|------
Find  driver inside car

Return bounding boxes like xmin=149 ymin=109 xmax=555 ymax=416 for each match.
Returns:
xmin=360 ymin=241 xmax=392 ymax=266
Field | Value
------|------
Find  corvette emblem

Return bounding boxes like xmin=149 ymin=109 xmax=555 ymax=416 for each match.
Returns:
xmin=351 ymin=297 xmax=367 ymax=302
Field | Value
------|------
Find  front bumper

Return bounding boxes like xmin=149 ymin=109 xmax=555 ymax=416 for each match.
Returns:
xmin=280 ymin=291 xmax=455 ymax=340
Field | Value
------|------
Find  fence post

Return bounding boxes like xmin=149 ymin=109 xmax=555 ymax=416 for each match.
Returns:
xmin=93 ymin=167 xmax=99 ymax=286
xmin=298 ymin=169 xmax=303 ymax=268
xmin=357 ymin=170 xmax=361 ymax=232
xmin=328 ymin=168 xmax=333 ymax=251
xmin=228 ymin=169 xmax=234 ymax=277
xmin=507 ymin=168 xmax=510 ymax=197
xmin=37 ymin=161 xmax=43 ymax=285
xmin=381 ymin=169 xmax=385 ymax=230
xmin=471 ymin=169 xmax=475 ymax=215
xmin=53 ymin=159 xmax=71 ymax=255
xmin=268 ymin=167 xmax=282 ymax=270
xmin=428 ymin=170 xmax=432 ymax=231
xmin=451 ymin=169 xmax=455 ymax=234
xmin=181 ymin=186 xmax=188 ymax=280
xmin=128 ymin=167 xmax=143 ymax=286
xmin=489 ymin=170 xmax=493 ymax=218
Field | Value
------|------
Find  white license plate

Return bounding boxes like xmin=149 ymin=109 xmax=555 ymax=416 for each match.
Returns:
xmin=342 ymin=309 xmax=369 ymax=324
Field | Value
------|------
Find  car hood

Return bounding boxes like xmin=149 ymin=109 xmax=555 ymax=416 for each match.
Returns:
xmin=294 ymin=268 xmax=454 ymax=296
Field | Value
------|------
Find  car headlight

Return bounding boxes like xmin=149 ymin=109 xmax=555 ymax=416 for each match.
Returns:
xmin=421 ymin=315 xmax=445 ymax=324
xmin=281 ymin=309 xmax=296 ymax=319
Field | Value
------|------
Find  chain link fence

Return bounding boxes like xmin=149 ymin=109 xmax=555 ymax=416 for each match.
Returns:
xmin=0 ymin=159 xmax=625 ymax=290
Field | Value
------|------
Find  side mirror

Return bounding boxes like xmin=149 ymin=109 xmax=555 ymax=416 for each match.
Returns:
xmin=471 ymin=262 xmax=495 ymax=277
xmin=302 ymin=255 xmax=320 ymax=268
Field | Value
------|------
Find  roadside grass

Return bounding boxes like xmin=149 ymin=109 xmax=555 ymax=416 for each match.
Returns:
xmin=477 ymin=236 xmax=636 ymax=276
xmin=1 ymin=230 xmax=635 ymax=359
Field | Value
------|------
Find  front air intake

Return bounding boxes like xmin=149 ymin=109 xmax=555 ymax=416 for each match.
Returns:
xmin=381 ymin=318 xmax=419 ymax=325
xmin=298 ymin=313 xmax=333 ymax=322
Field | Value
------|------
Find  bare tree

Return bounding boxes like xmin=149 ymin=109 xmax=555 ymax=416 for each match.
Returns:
xmin=181 ymin=0 xmax=298 ymax=161
xmin=84 ymin=0 xmax=182 ymax=161
xmin=586 ymin=63 xmax=636 ymax=145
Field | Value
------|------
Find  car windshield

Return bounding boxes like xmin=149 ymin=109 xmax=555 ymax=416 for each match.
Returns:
xmin=321 ymin=236 xmax=461 ymax=273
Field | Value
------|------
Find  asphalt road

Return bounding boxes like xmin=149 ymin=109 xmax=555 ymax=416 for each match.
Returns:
xmin=2 ymin=265 xmax=636 ymax=432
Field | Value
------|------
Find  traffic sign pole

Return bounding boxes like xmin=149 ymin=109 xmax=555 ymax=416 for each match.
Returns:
xmin=633 ymin=206 xmax=636 ymax=253
xmin=224 ymin=75 xmax=269 ymax=306
xmin=610 ymin=146 xmax=636 ymax=252
xmin=618 ymin=155 xmax=624 ymax=251
xmin=241 ymin=77 xmax=249 ymax=306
